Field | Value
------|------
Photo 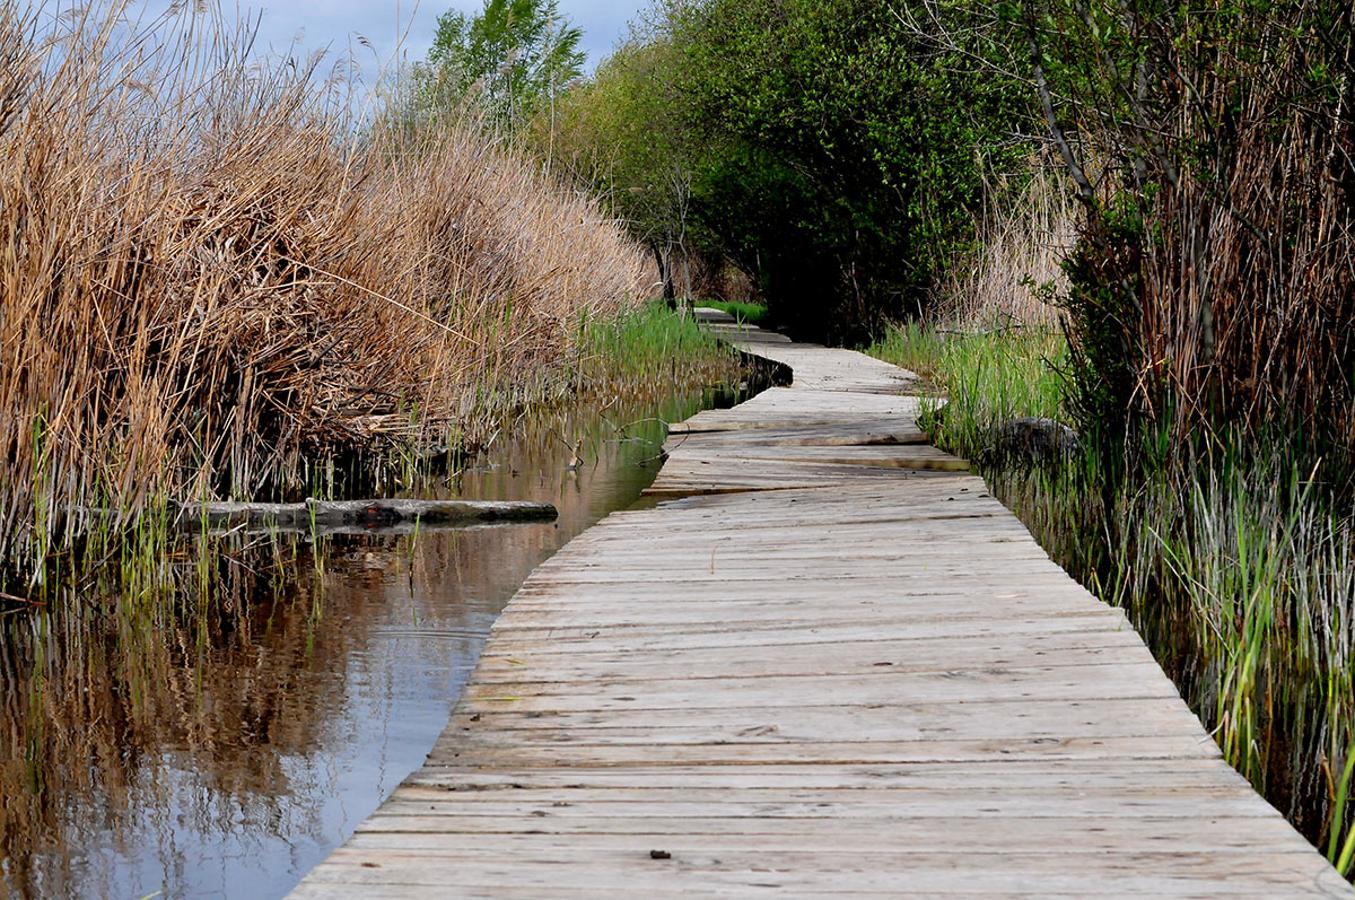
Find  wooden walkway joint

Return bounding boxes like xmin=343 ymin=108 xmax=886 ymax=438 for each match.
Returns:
xmin=293 ymin=311 xmax=1351 ymax=897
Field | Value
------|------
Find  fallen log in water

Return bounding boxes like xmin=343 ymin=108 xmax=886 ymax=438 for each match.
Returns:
xmin=175 ymin=498 xmax=558 ymax=530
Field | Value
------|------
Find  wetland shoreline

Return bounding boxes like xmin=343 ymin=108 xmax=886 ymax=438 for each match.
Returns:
xmin=0 ymin=379 xmax=757 ymax=899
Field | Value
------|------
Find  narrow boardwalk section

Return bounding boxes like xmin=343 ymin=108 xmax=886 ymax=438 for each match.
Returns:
xmin=294 ymin=316 xmax=1350 ymax=897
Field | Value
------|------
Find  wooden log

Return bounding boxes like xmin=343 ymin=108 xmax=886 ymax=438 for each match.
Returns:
xmin=175 ymin=498 xmax=557 ymax=530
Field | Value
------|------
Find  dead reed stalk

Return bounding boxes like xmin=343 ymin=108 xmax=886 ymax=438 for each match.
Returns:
xmin=1048 ymin=1 xmax=1355 ymax=454
xmin=941 ymin=160 xmax=1075 ymax=329
xmin=0 ymin=2 xmax=651 ymax=578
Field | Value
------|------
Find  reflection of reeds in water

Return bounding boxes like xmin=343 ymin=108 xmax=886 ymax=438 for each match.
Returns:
xmin=1 ymin=528 xmax=507 ymax=896
xmin=1 ymin=538 xmax=331 ymax=895
xmin=0 ymin=390 xmax=726 ymax=898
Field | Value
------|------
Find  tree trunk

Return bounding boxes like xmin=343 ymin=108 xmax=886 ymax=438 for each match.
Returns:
xmin=652 ymin=243 xmax=676 ymax=308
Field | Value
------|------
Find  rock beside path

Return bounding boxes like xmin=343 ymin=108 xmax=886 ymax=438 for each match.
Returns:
xmin=989 ymin=417 xmax=1081 ymax=465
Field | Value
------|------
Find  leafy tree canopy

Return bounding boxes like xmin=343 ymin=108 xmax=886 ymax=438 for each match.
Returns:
xmin=542 ymin=0 xmax=1031 ymax=339
xmin=417 ymin=0 xmax=585 ymax=133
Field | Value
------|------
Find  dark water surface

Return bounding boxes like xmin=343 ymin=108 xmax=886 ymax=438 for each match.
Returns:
xmin=0 ymin=391 xmax=727 ymax=899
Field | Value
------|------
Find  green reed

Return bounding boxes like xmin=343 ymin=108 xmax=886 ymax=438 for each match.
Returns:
xmin=695 ymin=300 xmax=771 ymax=326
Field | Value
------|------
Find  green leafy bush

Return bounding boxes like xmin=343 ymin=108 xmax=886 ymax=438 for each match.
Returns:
xmin=544 ymin=0 xmax=1030 ymax=340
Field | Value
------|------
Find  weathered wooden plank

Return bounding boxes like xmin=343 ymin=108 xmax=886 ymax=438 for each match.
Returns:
xmin=476 ymin=614 xmax=1133 ymax=655
xmin=485 ymin=600 xmax=1130 ymax=634
xmin=405 ymin=757 xmax=1255 ymax=790
xmin=291 ymin=318 xmax=1348 ymax=897
xmin=400 ymin=778 xmax=1254 ymax=801
xmin=454 ymin=663 xmax=1184 ymax=712
xmin=670 ymin=443 xmax=973 ymax=470
xmin=294 ymin=849 xmax=1351 ymax=896
xmin=472 ymin=633 xmax=1153 ymax=681
xmin=366 ymin=791 xmax=1283 ymax=820
xmin=423 ymin=734 xmax=1223 ymax=768
xmin=667 ymin=423 xmax=930 ymax=447
xmin=438 ymin=696 xmax=1204 ymax=740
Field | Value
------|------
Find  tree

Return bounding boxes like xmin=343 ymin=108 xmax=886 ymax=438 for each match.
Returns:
xmin=417 ymin=0 xmax=584 ymax=134
xmin=547 ymin=35 xmax=702 ymax=304
xmin=674 ymin=0 xmax=1029 ymax=339
xmin=542 ymin=0 xmax=1029 ymax=336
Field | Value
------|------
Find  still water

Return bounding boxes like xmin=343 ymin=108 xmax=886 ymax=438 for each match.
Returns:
xmin=0 ymin=391 xmax=727 ymax=899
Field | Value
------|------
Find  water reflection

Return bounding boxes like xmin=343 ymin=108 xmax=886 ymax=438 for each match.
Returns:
xmin=0 ymin=391 xmax=725 ymax=899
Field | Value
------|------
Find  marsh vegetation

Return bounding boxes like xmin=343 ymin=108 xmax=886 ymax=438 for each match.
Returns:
xmin=0 ymin=3 xmax=751 ymax=894
xmin=0 ymin=2 xmax=739 ymax=595
xmin=4 ymin=0 xmax=1355 ymax=890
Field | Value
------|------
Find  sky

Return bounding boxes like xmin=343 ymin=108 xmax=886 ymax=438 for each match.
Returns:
xmin=211 ymin=1 xmax=640 ymax=80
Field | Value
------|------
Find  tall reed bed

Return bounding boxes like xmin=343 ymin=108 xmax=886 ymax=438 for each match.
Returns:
xmin=0 ymin=3 xmax=663 ymax=585
xmin=871 ymin=2 xmax=1355 ymax=871
xmin=1032 ymin=0 xmax=1355 ymax=454
xmin=937 ymin=161 xmax=1075 ymax=329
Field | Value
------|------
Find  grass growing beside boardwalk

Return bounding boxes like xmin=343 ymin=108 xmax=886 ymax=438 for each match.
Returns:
xmin=869 ymin=322 xmax=1355 ymax=876
xmin=579 ymin=303 xmax=737 ymax=387
xmin=695 ymin=300 xmax=771 ymax=326
xmin=868 ymin=324 xmax=1065 ymax=459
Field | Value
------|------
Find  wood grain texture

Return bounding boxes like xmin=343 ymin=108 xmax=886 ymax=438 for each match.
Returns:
xmin=291 ymin=317 xmax=1350 ymax=897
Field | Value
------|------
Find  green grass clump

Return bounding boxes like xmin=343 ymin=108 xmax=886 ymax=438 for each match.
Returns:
xmin=695 ymin=299 xmax=771 ymax=326
xmin=864 ymin=321 xmax=947 ymax=384
xmin=868 ymin=323 xmax=1066 ymax=461
xmin=578 ymin=301 xmax=739 ymax=386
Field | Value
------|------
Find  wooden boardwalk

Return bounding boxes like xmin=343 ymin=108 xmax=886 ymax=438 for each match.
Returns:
xmin=293 ymin=315 xmax=1351 ymax=897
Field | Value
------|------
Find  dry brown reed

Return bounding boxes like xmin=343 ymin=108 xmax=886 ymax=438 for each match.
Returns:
xmin=1134 ymin=89 xmax=1355 ymax=448
xmin=0 ymin=3 xmax=652 ymax=577
xmin=940 ymin=160 xmax=1075 ymax=329
xmin=1051 ymin=2 xmax=1355 ymax=453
